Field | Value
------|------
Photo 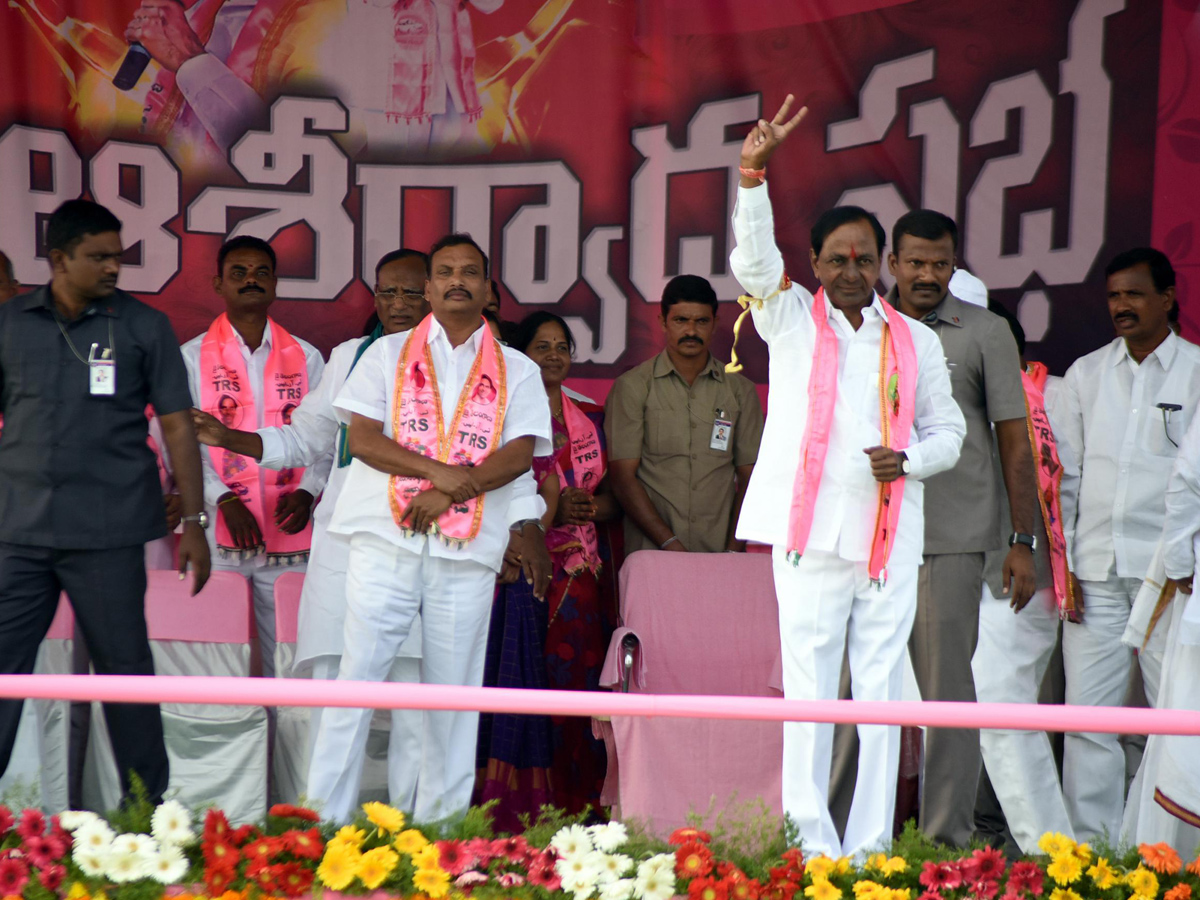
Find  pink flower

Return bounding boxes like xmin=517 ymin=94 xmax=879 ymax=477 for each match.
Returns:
xmin=921 ymin=862 xmax=963 ymax=891
xmin=38 ymin=864 xmax=65 ymax=892
xmin=499 ymin=873 xmax=526 ymax=887
xmin=971 ymin=880 xmax=999 ymax=900
xmin=1009 ymin=862 xmax=1044 ymax=897
xmin=973 ymin=848 xmax=1006 ymax=883
xmin=959 ymin=858 xmax=982 ymax=884
xmin=465 ymin=837 xmax=495 ymax=865
xmin=15 ymin=809 xmax=45 ymax=841
xmin=21 ymin=835 xmax=57 ymax=869
xmin=528 ymin=863 xmax=562 ymax=891
xmin=919 ymin=892 xmax=944 ymax=900
xmin=0 ymin=856 xmax=29 ymax=895
xmin=455 ymin=871 xmax=489 ymax=888
xmin=492 ymin=835 xmax=531 ymax=862
xmin=0 ymin=807 xmax=13 ymax=836
xmin=437 ymin=841 xmax=473 ymax=877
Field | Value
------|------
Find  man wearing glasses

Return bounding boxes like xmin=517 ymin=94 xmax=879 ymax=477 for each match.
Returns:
xmin=1056 ymin=247 xmax=1200 ymax=843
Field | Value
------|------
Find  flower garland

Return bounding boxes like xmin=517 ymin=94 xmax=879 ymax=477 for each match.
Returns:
xmin=0 ymin=800 xmax=1193 ymax=900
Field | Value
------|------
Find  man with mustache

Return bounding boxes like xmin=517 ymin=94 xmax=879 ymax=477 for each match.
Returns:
xmin=181 ymin=235 xmax=326 ymax=677
xmin=827 ymin=209 xmax=1033 ymax=849
xmin=1055 ymin=247 xmax=1200 ymax=842
xmin=605 ymin=274 xmax=764 ymax=554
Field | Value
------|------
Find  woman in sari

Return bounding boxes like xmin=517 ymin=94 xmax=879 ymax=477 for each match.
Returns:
xmin=475 ymin=312 xmax=619 ymax=828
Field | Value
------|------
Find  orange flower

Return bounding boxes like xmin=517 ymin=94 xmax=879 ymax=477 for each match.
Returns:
xmin=677 ymin=842 xmax=715 ymax=879
xmin=1140 ymin=843 xmax=1183 ymax=875
xmin=670 ymin=828 xmax=713 ymax=846
xmin=1188 ymin=857 xmax=1200 ymax=877
xmin=1165 ymin=885 xmax=1191 ymax=900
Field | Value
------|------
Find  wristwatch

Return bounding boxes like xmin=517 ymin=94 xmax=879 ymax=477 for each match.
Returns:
xmin=1009 ymin=532 xmax=1037 ymax=551
xmin=510 ymin=518 xmax=546 ymax=534
xmin=181 ymin=511 xmax=210 ymax=530
xmin=898 ymin=451 xmax=911 ymax=476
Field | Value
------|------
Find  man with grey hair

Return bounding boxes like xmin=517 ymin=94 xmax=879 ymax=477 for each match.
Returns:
xmin=0 ymin=251 xmax=18 ymax=302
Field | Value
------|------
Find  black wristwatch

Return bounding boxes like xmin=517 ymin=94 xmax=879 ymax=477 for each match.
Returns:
xmin=1009 ymin=532 xmax=1037 ymax=551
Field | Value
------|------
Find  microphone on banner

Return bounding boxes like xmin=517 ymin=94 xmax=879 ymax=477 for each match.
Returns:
xmin=113 ymin=43 xmax=151 ymax=90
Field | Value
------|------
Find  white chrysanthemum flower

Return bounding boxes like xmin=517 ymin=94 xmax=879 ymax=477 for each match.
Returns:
xmin=59 ymin=810 xmax=101 ymax=832
xmin=551 ymin=824 xmax=595 ymax=859
xmin=561 ymin=869 xmax=599 ymax=900
xmin=639 ymin=854 xmax=677 ymax=879
xmin=73 ymin=820 xmax=116 ymax=853
xmin=151 ymin=800 xmax=195 ymax=847
xmin=74 ymin=849 xmax=109 ymax=878
xmin=634 ymin=859 xmax=678 ymax=900
xmin=111 ymin=833 xmax=159 ymax=859
xmin=595 ymin=853 xmax=634 ymax=884
xmin=106 ymin=850 xmax=150 ymax=883
xmin=147 ymin=844 xmax=190 ymax=884
xmin=589 ymin=822 xmax=629 ymax=853
xmin=556 ymin=850 xmax=602 ymax=882
xmin=600 ymin=878 xmax=637 ymax=900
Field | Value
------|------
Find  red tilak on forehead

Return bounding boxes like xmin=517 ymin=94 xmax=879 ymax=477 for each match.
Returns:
xmin=850 ymin=244 xmax=858 ymax=262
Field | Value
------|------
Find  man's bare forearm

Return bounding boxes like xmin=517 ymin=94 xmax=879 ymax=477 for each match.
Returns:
xmin=471 ymin=437 xmax=535 ymax=492
xmin=347 ymin=415 xmax=441 ymax=479
xmin=159 ymin=409 xmax=205 ymax=517
xmin=995 ymin=417 xmax=1036 ymax=535
xmin=609 ymin=460 xmax=675 ymax=547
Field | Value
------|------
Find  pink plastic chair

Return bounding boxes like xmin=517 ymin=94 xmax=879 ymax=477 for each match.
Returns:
xmin=598 ymin=550 xmax=784 ymax=835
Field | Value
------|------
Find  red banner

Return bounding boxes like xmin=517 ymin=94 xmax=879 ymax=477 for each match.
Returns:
xmin=0 ymin=0 xmax=1181 ymax=385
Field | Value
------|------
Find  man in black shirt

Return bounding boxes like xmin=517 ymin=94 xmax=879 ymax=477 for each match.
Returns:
xmin=0 ymin=200 xmax=210 ymax=803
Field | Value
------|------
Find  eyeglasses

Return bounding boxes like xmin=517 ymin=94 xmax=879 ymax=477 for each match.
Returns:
xmin=374 ymin=287 xmax=426 ymax=304
xmin=1158 ymin=402 xmax=1183 ymax=448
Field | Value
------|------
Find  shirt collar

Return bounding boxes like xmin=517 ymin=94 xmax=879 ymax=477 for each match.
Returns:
xmin=230 ymin=318 xmax=273 ymax=352
xmin=652 ymin=348 xmax=726 ymax=382
xmin=1112 ymin=331 xmax=1178 ymax=369
xmin=826 ymin=291 xmax=886 ymax=328
xmin=883 ymin=286 xmax=964 ymax=327
xmin=427 ymin=314 xmax=485 ymax=353
xmin=23 ymin=283 xmax=121 ymax=318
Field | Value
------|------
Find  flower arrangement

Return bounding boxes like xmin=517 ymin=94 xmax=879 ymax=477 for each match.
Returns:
xmin=0 ymin=797 xmax=1196 ymax=900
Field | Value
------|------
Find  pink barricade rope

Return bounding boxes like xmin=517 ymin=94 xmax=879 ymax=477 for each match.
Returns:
xmin=0 ymin=674 xmax=1199 ymax=735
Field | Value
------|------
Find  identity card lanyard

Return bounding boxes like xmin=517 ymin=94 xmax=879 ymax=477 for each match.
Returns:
xmin=55 ymin=315 xmax=116 ymax=396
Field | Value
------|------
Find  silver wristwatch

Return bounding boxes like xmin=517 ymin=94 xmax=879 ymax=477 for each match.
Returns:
xmin=181 ymin=511 xmax=210 ymax=529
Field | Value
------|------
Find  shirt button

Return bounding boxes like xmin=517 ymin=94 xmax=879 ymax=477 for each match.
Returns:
xmin=691 ymin=453 xmax=697 ymax=460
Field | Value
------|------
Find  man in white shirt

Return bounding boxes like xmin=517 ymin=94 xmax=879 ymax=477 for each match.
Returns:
xmin=729 ymin=97 xmax=965 ymax=857
xmin=182 ymin=236 xmax=327 ymax=678
xmin=307 ymin=233 xmax=552 ymax=823
xmin=1057 ymin=246 xmax=1200 ymax=841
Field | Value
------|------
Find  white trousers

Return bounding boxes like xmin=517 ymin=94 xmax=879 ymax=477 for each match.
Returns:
xmin=1062 ymin=572 xmax=1161 ymax=842
xmin=309 ymin=655 xmax=424 ymax=813
xmin=212 ymin=554 xmax=306 ymax=679
xmin=307 ymin=533 xmax=494 ymax=823
xmin=772 ymin=548 xmax=918 ymax=859
xmin=972 ymin=584 xmax=1074 ymax=852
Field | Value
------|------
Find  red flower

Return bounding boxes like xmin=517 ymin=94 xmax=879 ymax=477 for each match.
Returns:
xmin=1008 ymin=862 xmax=1044 ymax=897
xmin=465 ymin=837 xmax=495 ymax=865
xmin=16 ymin=809 xmax=45 ymax=841
xmin=0 ymin=856 xmax=29 ymax=895
xmin=689 ymin=877 xmax=731 ymax=900
xmin=38 ymin=863 xmax=65 ymax=892
xmin=959 ymin=858 xmax=982 ymax=884
xmin=274 ymin=861 xmax=314 ymax=898
xmin=677 ymin=841 xmax=715 ymax=879
xmin=921 ymin=862 xmax=963 ymax=891
xmin=230 ymin=824 xmax=258 ymax=846
xmin=973 ymin=848 xmax=1006 ymax=883
xmin=438 ymin=841 xmax=472 ymax=876
xmin=204 ymin=808 xmax=232 ymax=843
xmin=268 ymin=804 xmax=321 ymax=823
xmin=730 ymin=875 xmax=763 ymax=900
xmin=285 ymin=828 xmax=324 ymax=861
xmin=781 ymin=848 xmax=805 ymax=869
xmin=971 ymin=880 xmax=999 ymax=900
xmin=204 ymin=866 xmax=234 ymax=895
xmin=203 ymin=838 xmax=240 ymax=873
xmin=527 ymin=863 xmax=562 ymax=891
xmin=0 ymin=807 xmax=12 ymax=836
xmin=492 ymin=835 xmax=531 ymax=862
xmin=670 ymin=828 xmax=713 ymax=846
xmin=21 ymin=834 xmax=57 ymax=869
xmin=252 ymin=865 xmax=278 ymax=893
xmin=44 ymin=819 xmax=69 ymax=859
xmin=919 ymin=892 xmax=944 ymax=900
xmin=244 ymin=837 xmax=281 ymax=865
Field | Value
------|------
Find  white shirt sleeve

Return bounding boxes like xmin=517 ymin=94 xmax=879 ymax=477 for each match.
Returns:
xmin=182 ymin=339 xmax=233 ymax=509
xmin=902 ymin=327 xmax=967 ymax=480
xmin=729 ymin=183 xmax=811 ymax=341
xmin=258 ymin=345 xmax=347 ymax=469
xmin=507 ymin=469 xmax=547 ymax=524
xmin=1055 ymin=363 xmax=1087 ymax=568
xmin=1162 ymin=411 xmax=1200 ymax=579
xmin=296 ymin=348 xmax=331 ymax=498
xmin=175 ymin=53 xmax=270 ymax=153
xmin=334 ymin=339 xmax=390 ymax=425
xmin=500 ymin=359 xmax=554 ymax=457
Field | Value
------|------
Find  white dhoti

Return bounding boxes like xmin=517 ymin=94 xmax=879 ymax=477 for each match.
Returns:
xmin=772 ymin=547 xmax=917 ymax=859
xmin=972 ymin=584 xmax=1074 ymax=852
xmin=1063 ymin=572 xmax=1152 ymax=841
xmin=307 ymin=532 xmax=495 ymax=824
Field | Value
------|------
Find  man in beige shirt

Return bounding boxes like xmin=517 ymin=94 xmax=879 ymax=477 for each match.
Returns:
xmin=605 ymin=274 xmax=764 ymax=554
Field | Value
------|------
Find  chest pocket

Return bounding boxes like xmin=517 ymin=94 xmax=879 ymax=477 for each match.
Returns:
xmin=1146 ymin=398 xmax=1188 ymax=458
xmin=645 ymin=398 xmax=688 ymax=457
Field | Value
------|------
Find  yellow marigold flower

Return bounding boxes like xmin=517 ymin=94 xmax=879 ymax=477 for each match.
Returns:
xmin=886 ymin=890 xmax=912 ymax=900
xmin=1047 ymin=853 xmax=1083 ymax=885
xmin=357 ymin=846 xmax=400 ymax=890
xmin=318 ymin=841 xmax=362 ymax=891
xmin=804 ymin=880 xmax=843 ymax=900
xmin=1038 ymin=832 xmax=1076 ymax=857
xmin=334 ymin=825 xmax=367 ymax=848
xmin=835 ymin=858 xmax=853 ymax=875
xmin=1071 ymin=842 xmax=1092 ymax=865
xmin=1126 ymin=867 xmax=1160 ymax=899
xmin=362 ymin=801 xmax=406 ymax=835
xmin=1049 ymin=889 xmax=1082 ymax=900
xmin=853 ymin=880 xmax=882 ymax=900
xmin=412 ymin=844 xmax=442 ymax=870
xmin=882 ymin=858 xmax=908 ymax=876
xmin=865 ymin=855 xmax=888 ymax=872
xmin=413 ymin=867 xmax=452 ymax=899
xmin=1087 ymin=858 xmax=1118 ymax=890
xmin=806 ymin=857 xmax=836 ymax=882
xmin=66 ymin=885 xmax=90 ymax=900
xmin=395 ymin=828 xmax=431 ymax=855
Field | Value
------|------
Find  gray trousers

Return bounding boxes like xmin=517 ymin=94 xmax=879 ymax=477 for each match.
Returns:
xmin=830 ymin=552 xmax=984 ymax=848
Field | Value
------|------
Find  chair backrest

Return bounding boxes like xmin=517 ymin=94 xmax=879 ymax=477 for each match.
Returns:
xmin=144 ymin=570 xmax=254 ymax=644
xmin=617 ymin=550 xmax=781 ymax=697
xmin=273 ymin=571 xmax=306 ymax=646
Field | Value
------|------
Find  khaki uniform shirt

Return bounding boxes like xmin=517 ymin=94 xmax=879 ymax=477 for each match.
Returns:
xmin=605 ymin=350 xmax=764 ymax=553
xmin=886 ymin=289 xmax=1027 ymax=555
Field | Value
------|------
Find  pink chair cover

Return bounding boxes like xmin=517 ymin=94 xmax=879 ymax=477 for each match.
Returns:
xmin=599 ymin=550 xmax=784 ymax=835
xmin=144 ymin=571 xmax=255 ymax=643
